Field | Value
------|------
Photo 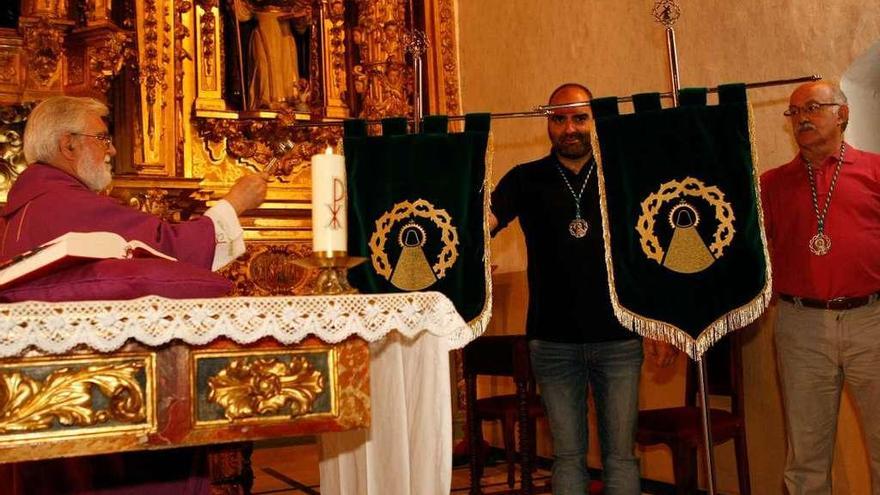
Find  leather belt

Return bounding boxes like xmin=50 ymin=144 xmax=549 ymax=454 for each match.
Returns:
xmin=779 ymin=292 xmax=880 ymax=311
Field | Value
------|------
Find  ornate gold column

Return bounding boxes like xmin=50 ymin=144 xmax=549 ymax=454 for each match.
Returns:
xmin=352 ymin=0 xmax=410 ymax=119
xmin=316 ymin=0 xmax=349 ymax=118
xmin=133 ymin=0 xmax=176 ymax=174
xmin=422 ymin=0 xmax=460 ymax=118
xmin=193 ymin=0 xmax=223 ymax=111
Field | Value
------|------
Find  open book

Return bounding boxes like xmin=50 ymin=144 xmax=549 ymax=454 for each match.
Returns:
xmin=0 ymin=231 xmax=177 ymax=288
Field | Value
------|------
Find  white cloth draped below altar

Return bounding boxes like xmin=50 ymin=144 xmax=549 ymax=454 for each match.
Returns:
xmin=0 ymin=291 xmax=473 ymax=495
xmin=319 ymin=330 xmax=454 ymax=495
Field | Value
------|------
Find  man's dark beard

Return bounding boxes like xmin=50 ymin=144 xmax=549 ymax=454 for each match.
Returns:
xmin=553 ymin=132 xmax=591 ymax=159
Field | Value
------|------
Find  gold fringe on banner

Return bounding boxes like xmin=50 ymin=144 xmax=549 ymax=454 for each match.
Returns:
xmin=592 ymin=103 xmax=772 ymax=360
xmin=466 ymin=130 xmax=495 ymax=339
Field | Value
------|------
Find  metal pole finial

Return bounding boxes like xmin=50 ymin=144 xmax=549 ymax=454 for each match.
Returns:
xmin=403 ymin=29 xmax=429 ymax=132
xmin=653 ymin=0 xmax=682 ymax=106
xmin=652 ymin=0 xmax=681 ymax=28
xmin=403 ymin=30 xmax=430 ymax=57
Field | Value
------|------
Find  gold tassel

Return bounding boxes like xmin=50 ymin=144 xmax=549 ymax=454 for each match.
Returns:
xmin=466 ymin=130 xmax=495 ymax=339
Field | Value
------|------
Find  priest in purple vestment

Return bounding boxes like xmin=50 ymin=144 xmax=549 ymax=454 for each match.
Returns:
xmin=0 ymin=96 xmax=269 ymax=494
xmin=0 ymin=95 xmax=268 ymax=270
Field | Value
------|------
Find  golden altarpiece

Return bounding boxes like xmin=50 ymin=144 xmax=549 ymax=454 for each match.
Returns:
xmin=0 ymin=0 xmax=463 ymax=492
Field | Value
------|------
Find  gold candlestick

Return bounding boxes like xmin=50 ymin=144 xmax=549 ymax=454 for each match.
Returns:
xmin=292 ymin=254 xmax=366 ymax=295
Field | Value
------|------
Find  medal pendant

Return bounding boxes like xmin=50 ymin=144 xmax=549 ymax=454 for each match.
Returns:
xmin=809 ymin=232 xmax=831 ymax=256
xmin=569 ymin=218 xmax=589 ymax=238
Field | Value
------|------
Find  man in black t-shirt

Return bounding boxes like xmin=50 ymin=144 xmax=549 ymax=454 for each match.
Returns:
xmin=489 ymin=83 xmax=677 ymax=495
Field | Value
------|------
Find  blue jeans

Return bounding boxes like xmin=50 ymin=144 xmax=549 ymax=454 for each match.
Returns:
xmin=529 ymin=338 xmax=643 ymax=495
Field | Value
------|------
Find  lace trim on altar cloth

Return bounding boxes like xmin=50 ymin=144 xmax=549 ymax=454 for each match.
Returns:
xmin=0 ymin=292 xmax=473 ymax=358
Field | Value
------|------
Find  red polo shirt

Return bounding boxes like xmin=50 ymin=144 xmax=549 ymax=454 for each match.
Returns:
xmin=761 ymin=143 xmax=880 ymax=300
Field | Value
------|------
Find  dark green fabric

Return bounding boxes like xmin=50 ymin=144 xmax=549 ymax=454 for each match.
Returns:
xmin=632 ymin=93 xmax=662 ymax=113
xmin=680 ymin=88 xmax=708 ymax=106
xmin=423 ymin=115 xmax=448 ymax=134
xmin=345 ymin=113 xmax=491 ymax=323
xmin=595 ymin=84 xmax=766 ymax=338
xmin=343 ymin=119 xmax=367 ymax=138
xmin=382 ymin=117 xmax=408 ymax=135
xmin=591 ymin=97 xmax=620 ymax=118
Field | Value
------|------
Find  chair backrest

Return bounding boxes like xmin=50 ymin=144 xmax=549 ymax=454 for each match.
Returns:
xmin=683 ymin=330 xmax=745 ymax=416
xmin=462 ymin=334 xmax=533 ymax=384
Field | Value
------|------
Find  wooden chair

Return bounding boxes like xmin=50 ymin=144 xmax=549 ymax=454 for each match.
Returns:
xmin=636 ymin=331 xmax=750 ymax=495
xmin=463 ymin=335 xmax=546 ymax=495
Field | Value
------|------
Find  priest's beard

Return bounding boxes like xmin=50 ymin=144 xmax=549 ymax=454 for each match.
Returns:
xmin=76 ymin=153 xmax=113 ymax=191
xmin=552 ymin=130 xmax=591 ymax=160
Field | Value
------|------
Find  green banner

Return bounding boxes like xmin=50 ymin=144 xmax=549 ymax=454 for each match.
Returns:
xmin=344 ymin=115 xmax=491 ymax=331
xmin=593 ymin=84 xmax=770 ymax=358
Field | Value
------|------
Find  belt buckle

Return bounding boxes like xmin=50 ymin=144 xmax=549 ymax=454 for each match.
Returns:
xmin=828 ymin=297 xmax=847 ymax=310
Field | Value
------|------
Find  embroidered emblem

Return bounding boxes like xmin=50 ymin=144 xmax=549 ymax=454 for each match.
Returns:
xmin=370 ymin=199 xmax=459 ymax=291
xmin=635 ymin=177 xmax=735 ymax=274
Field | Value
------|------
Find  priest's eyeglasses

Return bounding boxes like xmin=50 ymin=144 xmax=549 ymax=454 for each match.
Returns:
xmin=72 ymin=132 xmax=113 ymax=148
xmin=783 ymin=102 xmax=840 ymax=118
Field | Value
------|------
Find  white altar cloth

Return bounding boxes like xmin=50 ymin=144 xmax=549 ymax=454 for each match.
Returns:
xmin=319 ymin=330 xmax=454 ymax=495
xmin=0 ymin=291 xmax=475 ymax=495
xmin=0 ymin=292 xmax=472 ymax=357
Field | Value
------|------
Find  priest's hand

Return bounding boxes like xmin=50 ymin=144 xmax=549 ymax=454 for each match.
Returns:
xmin=646 ymin=338 xmax=679 ymax=368
xmin=225 ymin=172 xmax=269 ymax=215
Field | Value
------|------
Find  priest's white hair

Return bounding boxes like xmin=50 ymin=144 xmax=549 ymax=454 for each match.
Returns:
xmin=23 ymin=96 xmax=109 ymax=165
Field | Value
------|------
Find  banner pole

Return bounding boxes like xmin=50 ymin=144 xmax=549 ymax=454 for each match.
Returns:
xmin=652 ymin=1 xmax=682 ymax=106
xmin=697 ymin=355 xmax=719 ymax=494
xmin=652 ymin=1 xmax=717 ymax=492
xmin=267 ymin=74 xmax=818 ymax=130
xmin=404 ymin=0 xmax=428 ymax=133
xmin=228 ymin=0 xmax=249 ymax=110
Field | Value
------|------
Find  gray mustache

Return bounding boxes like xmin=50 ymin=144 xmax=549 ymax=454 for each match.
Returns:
xmin=798 ymin=123 xmax=816 ymax=133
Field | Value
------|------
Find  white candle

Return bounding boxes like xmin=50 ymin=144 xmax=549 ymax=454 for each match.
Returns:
xmin=311 ymin=146 xmax=347 ymax=255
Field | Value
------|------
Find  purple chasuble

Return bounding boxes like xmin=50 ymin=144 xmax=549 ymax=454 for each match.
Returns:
xmin=0 ymin=163 xmax=215 ymax=269
xmin=0 ymin=165 xmax=216 ymax=492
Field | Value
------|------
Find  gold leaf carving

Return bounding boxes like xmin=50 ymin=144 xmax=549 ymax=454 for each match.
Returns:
xmin=218 ymin=243 xmax=314 ymax=296
xmin=174 ymin=0 xmax=194 ymax=168
xmin=141 ymin=0 xmax=169 ymax=139
xmin=0 ymin=362 xmax=146 ymax=433
xmin=325 ymin=0 xmax=348 ymax=104
xmin=247 ymin=247 xmax=310 ymax=294
xmin=196 ymin=0 xmax=218 ymax=77
xmin=207 ymin=357 xmax=324 ymax=420
xmin=0 ymin=103 xmax=34 ymax=187
xmin=352 ymin=0 xmax=410 ymax=119
xmin=23 ymin=19 xmax=66 ymax=87
xmin=194 ymin=117 xmax=341 ymax=179
xmin=90 ymin=31 xmax=136 ymax=94
xmin=0 ymin=51 xmax=18 ymax=84
xmin=437 ymin=0 xmax=461 ymax=115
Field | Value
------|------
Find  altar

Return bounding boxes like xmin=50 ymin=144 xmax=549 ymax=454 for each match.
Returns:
xmin=0 ymin=0 xmax=469 ymax=492
xmin=0 ymin=291 xmax=471 ymax=493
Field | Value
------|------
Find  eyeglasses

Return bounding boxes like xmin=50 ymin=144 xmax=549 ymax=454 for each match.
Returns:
xmin=783 ymin=102 xmax=840 ymax=118
xmin=72 ymin=132 xmax=113 ymax=148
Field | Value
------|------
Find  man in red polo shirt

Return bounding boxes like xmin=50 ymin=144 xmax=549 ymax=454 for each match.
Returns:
xmin=761 ymin=80 xmax=880 ymax=494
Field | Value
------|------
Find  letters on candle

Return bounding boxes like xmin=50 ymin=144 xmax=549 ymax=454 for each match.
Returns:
xmin=311 ymin=146 xmax=347 ymax=254
xmin=327 ymin=178 xmax=345 ymax=230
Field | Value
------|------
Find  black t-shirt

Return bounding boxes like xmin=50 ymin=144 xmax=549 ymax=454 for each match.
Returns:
xmin=491 ymin=153 xmax=636 ymax=343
